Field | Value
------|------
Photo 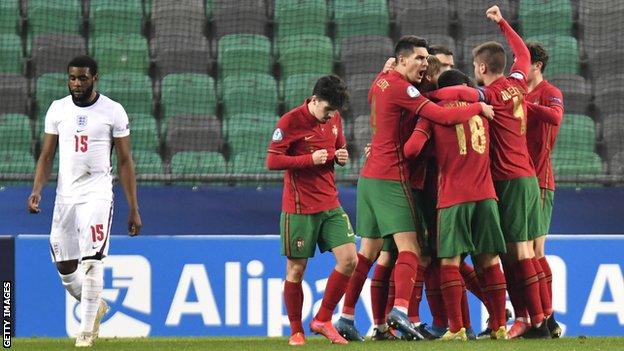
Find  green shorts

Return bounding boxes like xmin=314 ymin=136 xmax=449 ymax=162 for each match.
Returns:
xmin=412 ymin=188 xmax=432 ymax=256
xmin=536 ymin=188 xmax=554 ymax=238
xmin=494 ymin=176 xmax=541 ymax=243
xmin=356 ymin=177 xmax=418 ymax=238
xmin=437 ymin=199 xmax=507 ymax=258
xmin=280 ymin=207 xmax=356 ymax=258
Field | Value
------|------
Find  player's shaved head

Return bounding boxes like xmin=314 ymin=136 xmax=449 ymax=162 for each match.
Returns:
xmin=394 ymin=35 xmax=429 ymax=60
xmin=438 ymin=69 xmax=475 ymax=88
xmin=67 ymin=55 xmax=98 ymax=76
xmin=473 ymin=41 xmax=506 ymax=74
xmin=526 ymin=41 xmax=549 ymax=73
xmin=313 ymin=75 xmax=349 ymax=111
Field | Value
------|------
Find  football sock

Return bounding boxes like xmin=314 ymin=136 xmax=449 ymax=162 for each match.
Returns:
xmin=503 ymin=261 xmax=529 ymax=320
xmin=460 ymin=262 xmax=486 ymax=304
xmin=371 ymin=264 xmax=392 ymax=325
xmin=393 ymin=251 xmax=420 ymax=311
xmin=384 ymin=267 xmax=396 ymax=317
xmin=425 ymin=263 xmax=448 ymax=328
xmin=407 ymin=265 xmax=426 ymax=323
xmin=79 ymin=260 xmax=103 ymax=334
xmin=60 ymin=268 xmax=84 ymax=301
xmin=341 ymin=254 xmax=373 ymax=317
xmin=483 ymin=263 xmax=508 ymax=329
xmin=284 ymin=280 xmax=304 ymax=335
xmin=315 ymin=270 xmax=350 ymax=322
xmin=461 ymin=283 xmax=471 ymax=329
xmin=538 ymin=256 xmax=554 ymax=314
xmin=440 ymin=264 xmax=464 ymax=333
xmin=515 ymin=259 xmax=544 ymax=326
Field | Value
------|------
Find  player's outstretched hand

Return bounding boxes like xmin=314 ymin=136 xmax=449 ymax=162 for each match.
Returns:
xmin=336 ymin=148 xmax=349 ymax=165
xmin=128 ymin=210 xmax=142 ymax=237
xmin=480 ymin=102 xmax=495 ymax=120
xmin=382 ymin=57 xmax=396 ymax=73
xmin=364 ymin=143 xmax=371 ymax=158
xmin=27 ymin=193 xmax=41 ymax=214
xmin=486 ymin=5 xmax=503 ymax=23
xmin=312 ymin=149 xmax=329 ymax=165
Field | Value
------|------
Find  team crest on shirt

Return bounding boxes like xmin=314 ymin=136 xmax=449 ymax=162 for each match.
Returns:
xmin=76 ymin=115 xmax=88 ymax=131
xmin=332 ymin=125 xmax=338 ymax=137
xmin=407 ymin=86 xmax=421 ymax=98
xmin=296 ymin=237 xmax=305 ymax=251
xmin=272 ymin=128 xmax=283 ymax=141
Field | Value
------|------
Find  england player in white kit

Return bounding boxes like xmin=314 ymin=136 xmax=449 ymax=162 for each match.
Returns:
xmin=28 ymin=56 xmax=142 ymax=347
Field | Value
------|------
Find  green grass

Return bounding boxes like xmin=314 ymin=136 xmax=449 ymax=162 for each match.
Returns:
xmin=9 ymin=337 xmax=624 ymax=351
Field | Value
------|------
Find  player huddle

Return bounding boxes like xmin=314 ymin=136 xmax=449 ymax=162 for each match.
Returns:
xmin=268 ymin=5 xmax=564 ymax=345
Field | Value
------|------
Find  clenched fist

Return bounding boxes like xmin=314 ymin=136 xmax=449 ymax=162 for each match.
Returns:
xmin=312 ymin=149 xmax=329 ymax=165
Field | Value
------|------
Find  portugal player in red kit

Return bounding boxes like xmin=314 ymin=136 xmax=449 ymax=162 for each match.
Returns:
xmin=267 ymin=75 xmax=357 ymax=346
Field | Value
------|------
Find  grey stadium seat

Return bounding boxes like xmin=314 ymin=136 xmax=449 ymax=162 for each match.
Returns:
xmin=151 ymin=35 xmax=212 ymax=79
xmin=341 ymin=35 xmax=393 ymax=76
xmin=548 ymin=74 xmax=591 ymax=115
xmin=31 ymin=34 xmax=86 ymax=76
xmin=165 ymin=115 xmax=223 ymax=155
xmin=586 ymin=49 xmax=624 ymax=80
xmin=578 ymin=0 xmax=624 ymax=55
xmin=345 ymin=73 xmax=376 ymax=119
xmin=151 ymin=0 xmax=206 ymax=38
xmin=352 ymin=114 xmax=372 ymax=158
xmin=601 ymin=115 xmax=624 ymax=161
xmin=211 ymin=0 xmax=268 ymax=40
xmin=456 ymin=0 xmax=515 ymax=40
xmin=595 ymin=89 xmax=624 ymax=119
xmin=0 ymin=74 xmax=29 ymax=114
xmin=422 ymin=34 xmax=457 ymax=56
xmin=395 ymin=0 xmax=451 ymax=36
xmin=608 ymin=150 xmax=624 ymax=175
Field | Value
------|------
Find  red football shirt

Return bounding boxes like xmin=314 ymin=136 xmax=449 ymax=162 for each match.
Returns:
xmin=413 ymin=101 xmax=497 ymax=208
xmin=267 ymin=100 xmax=346 ymax=214
xmin=526 ymin=80 xmax=564 ymax=190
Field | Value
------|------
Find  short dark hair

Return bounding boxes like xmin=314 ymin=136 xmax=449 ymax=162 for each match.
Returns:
xmin=67 ymin=55 xmax=98 ymax=76
xmin=472 ymin=41 xmax=506 ymax=74
xmin=429 ymin=45 xmax=453 ymax=56
xmin=437 ymin=69 xmax=475 ymax=88
xmin=426 ymin=55 xmax=443 ymax=77
xmin=394 ymin=35 xmax=428 ymax=60
xmin=313 ymin=75 xmax=349 ymax=110
xmin=526 ymin=41 xmax=549 ymax=73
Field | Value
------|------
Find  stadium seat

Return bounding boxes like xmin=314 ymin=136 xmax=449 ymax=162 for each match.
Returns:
xmin=165 ymin=115 xmax=223 ymax=155
xmin=352 ymin=114 xmax=372 ymax=158
xmin=526 ymin=35 xmax=580 ymax=75
xmin=98 ymin=72 xmax=153 ymax=115
xmin=90 ymin=34 xmax=150 ymax=73
xmin=608 ymin=151 xmax=624 ymax=175
xmin=421 ymin=34 xmax=457 ymax=56
xmin=0 ymin=74 xmax=29 ymax=115
xmin=160 ymin=73 xmax=217 ymax=126
xmin=341 ymin=35 xmax=393 ymax=76
xmin=151 ymin=0 xmax=206 ymax=38
xmin=461 ymin=34 xmax=513 ymax=73
xmin=170 ymin=151 xmax=228 ymax=175
xmin=602 ymin=115 xmax=624 ymax=161
xmin=519 ymin=0 xmax=573 ymax=37
xmin=27 ymin=1 xmax=83 ymax=40
xmin=593 ymin=73 xmax=623 ymax=93
xmin=128 ymin=114 xmax=159 ymax=153
xmin=555 ymin=114 xmax=596 ymax=154
xmin=578 ymin=0 xmax=624 ymax=55
xmin=274 ymin=0 xmax=328 ymax=40
xmin=35 ymin=73 xmax=67 ymax=130
xmin=225 ymin=117 xmax=274 ymax=157
xmin=230 ymin=151 xmax=268 ymax=174
xmin=281 ymin=73 xmax=325 ymax=111
xmin=0 ymin=34 xmax=23 ymax=74
xmin=595 ymin=88 xmax=624 ymax=117
xmin=211 ymin=0 xmax=268 ymax=39
xmin=0 ymin=114 xmax=32 ymax=153
xmin=277 ymin=34 xmax=333 ymax=77
xmin=30 ymin=34 xmax=86 ymax=76
xmin=221 ymin=73 xmax=278 ymax=118
xmin=345 ymin=73 xmax=376 ymax=119
xmin=0 ymin=151 xmax=34 ymax=174
xmin=0 ymin=0 xmax=19 ymax=35
xmin=394 ymin=0 xmax=451 ymax=37
xmin=552 ymin=150 xmax=604 ymax=182
xmin=112 ymin=150 xmax=165 ymax=179
xmin=548 ymin=74 xmax=591 ymax=115
xmin=218 ymin=34 xmax=272 ymax=77
xmin=151 ymin=35 xmax=212 ymax=79
xmin=456 ymin=0 xmax=514 ymax=40
xmin=333 ymin=0 xmax=389 ymax=55
xmin=586 ymin=49 xmax=624 ymax=80
xmin=89 ymin=0 xmax=144 ymax=35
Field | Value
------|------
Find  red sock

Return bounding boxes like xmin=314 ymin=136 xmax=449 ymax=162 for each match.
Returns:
xmin=461 ymin=283 xmax=471 ymax=328
xmin=315 ymin=270 xmax=350 ymax=322
xmin=539 ymin=256 xmax=553 ymax=312
xmin=533 ymin=257 xmax=552 ymax=316
xmin=460 ymin=262 xmax=486 ymax=304
xmin=284 ymin=280 xmax=304 ymax=335
xmin=476 ymin=271 xmax=495 ymax=329
xmin=515 ymin=259 xmax=544 ymax=325
xmin=440 ymin=265 xmax=464 ymax=333
xmin=503 ymin=261 xmax=528 ymax=319
xmin=385 ymin=267 xmax=395 ymax=317
xmin=393 ymin=251 xmax=420 ymax=309
xmin=483 ymin=263 xmax=507 ymax=329
xmin=426 ymin=264 xmax=448 ymax=328
xmin=371 ymin=264 xmax=392 ymax=325
xmin=408 ymin=264 xmax=426 ymax=323
xmin=341 ymin=254 xmax=373 ymax=316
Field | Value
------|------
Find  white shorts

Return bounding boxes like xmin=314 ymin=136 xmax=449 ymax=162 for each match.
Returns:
xmin=49 ymin=200 xmax=113 ymax=262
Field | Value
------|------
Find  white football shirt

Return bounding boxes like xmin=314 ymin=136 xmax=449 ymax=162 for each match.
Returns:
xmin=44 ymin=94 xmax=130 ymax=204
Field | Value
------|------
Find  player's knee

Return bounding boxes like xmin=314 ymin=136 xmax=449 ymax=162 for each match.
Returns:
xmin=56 ymin=259 xmax=79 ymax=275
xmin=339 ymin=253 xmax=358 ymax=274
xmin=286 ymin=262 xmax=306 ymax=281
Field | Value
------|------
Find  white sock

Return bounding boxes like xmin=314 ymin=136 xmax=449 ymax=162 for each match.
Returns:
xmin=341 ymin=313 xmax=354 ymax=321
xmin=395 ymin=306 xmax=408 ymax=314
xmin=59 ymin=269 xmax=84 ymax=301
xmin=79 ymin=260 xmax=103 ymax=334
xmin=375 ymin=324 xmax=388 ymax=332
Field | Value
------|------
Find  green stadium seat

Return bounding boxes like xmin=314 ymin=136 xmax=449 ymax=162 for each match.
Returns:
xmin=519 ymin=0 xmax=573 ymax=37
xmin=27 ymin=1 xmax=82 ymax=39
xmin=552 ymin=150 xmax=604 ymax=187
xmin=221 ymin=73 xmax=278 ymax=118
xmin=98 ymin=72 xmax=153 ymax=115
xmin=129 ymin=114 xmax=159 ymax=153
xmin=225 ymin=116 xmax=275 ymax=156
xmin=0 ymin=114 xmax=32 ymax=153
xmin=90 ymin=34 xmax=150 ymax=73
xmin=555 ymin=114 xmax=595 ymax=154
xmin=526 ymin=35 xmax=580 ymax=75
xmin=35 ymin=73 xmax=68 ymax=134
xmin=281 ymin=73 xmax=324 ymax=111
xmin=0 ymin=151 xmax=34 ymax=174
xmin=230 ymin=151 xmax=267 ymax=174
xmin=274 ymin=0 xmax=328 ymax=40
xmin=160 ymin=73 xmax=217 ymax=125
xmin=170 ymin=151 xmax=228 ymax=175
xmin=113 ymin=150 xmax=164 ymax=177
xmin=218 ymin=34 xmax=272 ymax=77
xmin=0 ymin=1 xmax=19 ymax=35
xmin=277 ymin=35 xmax=333 ymax=77
xmin=0 ymin=35 xmax=23 ymax=74
xmin=90 ymin=1 xmax=144 ymax=34
xmin=333 ymin=0 xmax=389 ymax=55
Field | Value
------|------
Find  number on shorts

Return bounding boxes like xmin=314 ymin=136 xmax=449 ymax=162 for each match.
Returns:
xmin=90 ymin=224 xmax=104 ymax=242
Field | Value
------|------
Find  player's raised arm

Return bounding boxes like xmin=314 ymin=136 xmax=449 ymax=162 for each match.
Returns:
xmin=487 ymin=5 xmax=530 ymax=76
xmin=28 ymin=133 xmax=58 ymax=213
xmin=115 ymin=136 xmax=142 ymax=236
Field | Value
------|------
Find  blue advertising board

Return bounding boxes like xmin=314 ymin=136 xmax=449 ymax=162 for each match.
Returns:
xmin=15 ymin=235 xmax=624 ymax=337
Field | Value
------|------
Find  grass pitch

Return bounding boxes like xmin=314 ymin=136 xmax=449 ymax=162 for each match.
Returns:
xmin=10 ymin=336 xmax=624 ymax=351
